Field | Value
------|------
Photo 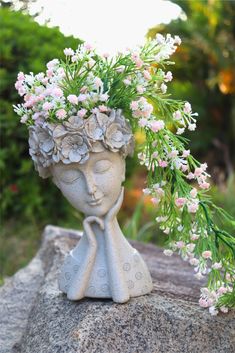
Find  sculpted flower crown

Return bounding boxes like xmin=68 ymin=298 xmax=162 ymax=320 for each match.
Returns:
xmin=28 ymin=110 xmax=134 ymax=178
xmin=14 ymin=35 xmax=235 ymax=314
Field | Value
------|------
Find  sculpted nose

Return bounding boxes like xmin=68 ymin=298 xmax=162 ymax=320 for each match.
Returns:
xmin=85 ymin=174 xmax=97 ymax=196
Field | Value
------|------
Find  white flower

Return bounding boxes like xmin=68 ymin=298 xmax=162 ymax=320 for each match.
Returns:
xmin=160 ymin=83 xmax=167 ymax=94
xmin=156 ymin=33 xmax=165 ymax=44
xmin=188 ymin=123 xmax=196 ymax=131
xmin=209 ymin=306 xmax=219 ymax=316
xmin=220 ymin=306 xmax=228 ymax=313
xmin=212 ymin=262 xmax=222 ymax=270
xmin=195 ymin=272 xmax=204 ymax=280
xmin=143 ymin=188 xmax=151 ymax=195
xmin=64 ymin=48 xmax=74 ymax=56
xmin=163 ymin=249 xmax=173 ymax=256
xmin=20 ymin=115 xmax=28 ymax=123
xmin=176 ymin=127 xmax=185 ymax=135
xmin=189 ymin=258 xmax=199 ymax=266
xmin=123 ymin=79 xmax=131 ymax=85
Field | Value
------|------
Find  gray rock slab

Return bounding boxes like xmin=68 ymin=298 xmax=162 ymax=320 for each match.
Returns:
xmin=0 ymin=225 xmax=234 ymax=353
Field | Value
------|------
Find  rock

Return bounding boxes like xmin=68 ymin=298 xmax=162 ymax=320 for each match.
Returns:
xmin=0 ymin=225 xmax=234 ymax=353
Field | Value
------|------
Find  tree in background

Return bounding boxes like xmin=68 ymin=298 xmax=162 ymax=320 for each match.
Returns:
xmin=147 ymin=0 xmax=235 ymax=186
xmin=1 ymin=0 xmax=38 ymax=13
xmin=0 ymin=7 xmax=82 ymax=222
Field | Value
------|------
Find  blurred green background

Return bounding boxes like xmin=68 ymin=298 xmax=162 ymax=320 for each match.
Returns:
xmin=0 ymin=0 xmax=235 ymax=284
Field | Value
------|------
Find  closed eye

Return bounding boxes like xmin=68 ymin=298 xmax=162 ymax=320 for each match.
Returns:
xmin=60 ymin=169 xmax=82 ymax=184
xmin=93 ymin=160 xmax=112 ymax=174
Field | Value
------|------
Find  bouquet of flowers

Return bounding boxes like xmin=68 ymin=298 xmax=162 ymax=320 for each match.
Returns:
xmin=14 ymin=34 xmax=235 ymax=314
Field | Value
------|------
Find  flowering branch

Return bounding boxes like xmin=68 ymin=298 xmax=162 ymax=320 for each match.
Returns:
xmin=13 ymin=34 xmax=235 ymax=315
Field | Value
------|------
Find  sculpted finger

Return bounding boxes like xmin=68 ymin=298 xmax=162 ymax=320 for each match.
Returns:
xmin=84 ymin=216 xmax=104 ymax=230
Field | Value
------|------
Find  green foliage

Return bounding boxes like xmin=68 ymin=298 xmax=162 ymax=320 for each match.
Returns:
xmin=147 ymin=0 xmax=235 ymax=178
xmin=0 ymin=8 xmax=82 ymax=221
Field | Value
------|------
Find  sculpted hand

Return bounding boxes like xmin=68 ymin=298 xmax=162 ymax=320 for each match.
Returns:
xmin=104 ymin=187 xmax=124 ymax=224
xmin=83 ymin=216 xmax=104 ymax=231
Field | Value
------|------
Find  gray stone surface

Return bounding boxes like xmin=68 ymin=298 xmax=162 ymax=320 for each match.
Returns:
xmin=0 ymin=225 xmax=234 ymax=353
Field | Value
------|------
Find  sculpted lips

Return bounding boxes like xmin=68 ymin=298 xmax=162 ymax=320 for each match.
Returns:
xmin=88 ymin=198 xmax=102 ymax=206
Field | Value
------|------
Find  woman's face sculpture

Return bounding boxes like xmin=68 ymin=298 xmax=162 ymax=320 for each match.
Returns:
xmin=51 ymin=150 xmax=126 ymax=217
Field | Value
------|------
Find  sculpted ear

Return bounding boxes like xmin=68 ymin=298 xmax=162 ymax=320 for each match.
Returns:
xmin=52 ymin=176 xmax=61 ymax=189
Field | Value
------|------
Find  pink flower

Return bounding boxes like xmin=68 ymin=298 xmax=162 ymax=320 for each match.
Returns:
xmin=53 ymin=88 xmax=63 ymax=97
xmin=100 ymin=93 xmax=109 ymax=102
xmin=190 ymin=188 xmax=197 ymax=198
xmin=220 ymin=306 xmax=228 ymax=313
xmin=151 ymin=197 xmax=159 ymax=205
xmin=152 ymin=151 xmax=158 ymax=158
xmin=99 ymin=105 xmax=108 ymax=112
xmin=94 ymin=77 xmax=103 ymax=88
xmin=138 ymin=118 xmax=148 ymax=128
xmin=150 ymin=120 xmax=165 ymax=132
xmin=116 ymin=65 xmax=125 ymax=73
xmin=123 ymin=79 xmax=131 ymax=85
xmin=143 ymin=70 xmax=151 ymax=80
xmin=46 ymin=59 xmax=59 ymax=69
xmin=102 ymin=52 xmax=110 ymax=58
xmin=175 ymin=197 xmax=186 ymax=208
xmin=46 ymin=69 xmax=53 ymax=78
xmin=87 ymin=59 xmax=95 ymax=68
xmin=218 ymin=287 xmax=228 ymax=295
xmin=164 ymin=71 xmax=173 ymax=82
xmin=184 ymin=102 xmax=192 ymax=114
xmin=17 ymin=72 xmax=25 ymax=81
xmin=67 ymin=94 xmax=78 ymax=105
xmin=189 ymin=258 xmax=199 ymax=266
xmin=187 ymin=202 xmax=199 ymax=213
xmin=212 ymin=262 xmax=222 ymax=270
xmin=187 ymin=172 xmax=195 ymax=180
xmin=199 ymin=181 xmax=210 ymax=190
xmin=15 ymin=81 xmax=22 ymax=90
xmin=202 ymin=250 xmax=212 ymax=259
xmin=191 ymin=233 xmax=200 ymax=241
xmin=56 ymin=109 xmax=66 ymax=120
xmin=182 ymin=149 xmax=190 ymax=158
xmin=43 ymin=102 xmax=53 ymax=111
xmin=173 ymin=110 xmax=182 ymax=120
xmin=130 ymin=101 xmax=138 ymax=110
xmin=72 ymin=55 xmax=79 ymax=63
xmin=84 ymin=42 xmax=93 ymax=51
xmin=42 ymin=77 xmax=49 ymax=85
xmin=199 ymin=298 xmax=209 ymax=308
xmin=80 ymin=86 xmax=88 ymax=93
xmin=181 ymin=164 xmax=188 ymax=172
xmin=20 ymin=115 xmax=28 ymax=123
xmin=136 ymin=85 xmax=145 ymax=93
xmin=77 ymin=109 xmax=87 ymax=118
xmin=135 ymin=58 xmax=143 ymax=68
xmin=176 ymin=241 xmax=185 ymax=249
xmin=78 ymin=94 xmax=87 ymax=102
xmin=168 ymin=150 xmax=178 ymax=158
xmin=158 ymin=160 xmax=168 ymax=168
xmin=201 ymin=163 xmax=208 ymax=171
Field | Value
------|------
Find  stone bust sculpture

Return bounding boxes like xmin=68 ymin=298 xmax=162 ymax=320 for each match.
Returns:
xmin=51 ymin=150 xmax=153 ymax=302
xmin=28 ymin=109 xmax=153 ymax=303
